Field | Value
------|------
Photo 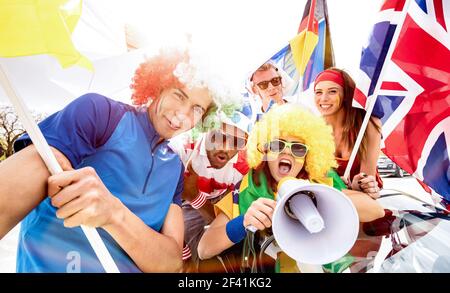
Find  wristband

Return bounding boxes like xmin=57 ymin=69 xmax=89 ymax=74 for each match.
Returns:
xmin=182 ymin=245 xmax=192 ymax=260
xmin=225 ymin=215 xmax=246 ymax=243
xmin=190 ymin=191 xmax=208 ymax=209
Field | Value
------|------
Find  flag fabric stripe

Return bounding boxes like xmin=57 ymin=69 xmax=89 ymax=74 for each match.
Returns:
xmin=382 ymin=0 xmax=407 ymax=11
xmin=376 ymin=95 xmax=405 ymax=124
xmin=422 ymin=132 xmax=449 ymax=197
xmin=414 ymin=0 xmax=428 ymax=13
xmin=380 ymin=81 xmax=407 ymax=91
xmin=433 ymin=0 xmax=447 ymax=31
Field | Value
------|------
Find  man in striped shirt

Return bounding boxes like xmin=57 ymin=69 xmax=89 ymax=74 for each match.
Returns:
xmin=170 ymin=111 xmax=251 ymax=271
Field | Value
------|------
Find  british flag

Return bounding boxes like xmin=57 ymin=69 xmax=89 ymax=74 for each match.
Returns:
xmin=354 ymin=0 xmax=450 ymax=200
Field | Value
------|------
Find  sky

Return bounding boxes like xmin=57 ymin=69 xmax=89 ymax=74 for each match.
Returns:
xmin=121 ymin=0 xmax=383 ymax=86
xmin=0 ymin=0 xmax=383 ymax=113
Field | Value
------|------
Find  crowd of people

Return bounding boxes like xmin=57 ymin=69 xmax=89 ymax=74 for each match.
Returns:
xmin=0 ymin=49 xmax=386 ymax=273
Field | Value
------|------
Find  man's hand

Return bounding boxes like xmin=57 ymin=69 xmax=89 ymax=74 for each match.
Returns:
xmin=48 ymin=167 xmax=124 ymax=228
xmin=243 ymin=198 xmax=276 ymax=231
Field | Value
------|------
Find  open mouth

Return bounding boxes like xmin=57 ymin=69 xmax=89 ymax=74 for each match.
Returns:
xmin=278 ymin=159 xmax=292 ymax=175
xmin=216 ymin=153 xmax=228 ymax=163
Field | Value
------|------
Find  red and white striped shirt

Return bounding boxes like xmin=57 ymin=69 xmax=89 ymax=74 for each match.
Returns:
xmin=169 ymin=134 xmax=249 ymax=208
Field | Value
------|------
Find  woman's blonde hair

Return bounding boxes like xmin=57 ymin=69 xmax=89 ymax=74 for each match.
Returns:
xmin=246 ymin=104 xmax=337 ymax=182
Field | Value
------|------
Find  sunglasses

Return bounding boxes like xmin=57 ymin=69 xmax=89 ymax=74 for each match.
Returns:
xmin=210 ymin=130 xmax=247 ymax=150
xmin=256 ymin=76 xmax=282 ymax=90
xmin=264 ymin=139 xmax=308 ymax=158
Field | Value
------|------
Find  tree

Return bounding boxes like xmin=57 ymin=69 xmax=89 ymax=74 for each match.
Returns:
xmin=0 ymin=139 xmax=5 ymax=161
xmin=0 ymin=104 xmax=46 ymax=158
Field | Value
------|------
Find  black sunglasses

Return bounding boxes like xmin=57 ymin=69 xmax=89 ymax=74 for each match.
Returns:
xmin=210 ymin=130 xmax=247 ymax=150
xmin=256 ymin=76 xmax=282 ymax=90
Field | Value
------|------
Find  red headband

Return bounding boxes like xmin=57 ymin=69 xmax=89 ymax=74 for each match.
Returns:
xmin=314 ymin=69 xmax=344 ymax=90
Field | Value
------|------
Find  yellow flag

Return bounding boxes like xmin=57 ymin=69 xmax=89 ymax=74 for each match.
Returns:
xmin=289 ymin=30 xmax=319 ymax=77
xmin=0 ymin=0 xmax=92 ymax=70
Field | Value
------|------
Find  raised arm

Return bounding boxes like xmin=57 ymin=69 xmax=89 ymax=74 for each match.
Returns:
xmin=343 ymin=189 xmax=385 ymax=222
xmin=0 ymin=145 xmax=69 ymax=239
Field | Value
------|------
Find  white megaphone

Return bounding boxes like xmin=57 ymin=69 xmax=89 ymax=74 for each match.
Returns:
xmin=272 ymin=177 xmax=359 ymax=265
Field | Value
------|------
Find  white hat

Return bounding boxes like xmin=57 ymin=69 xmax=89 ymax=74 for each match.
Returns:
xmin=219 ymin=111 xmax=251 ymax=134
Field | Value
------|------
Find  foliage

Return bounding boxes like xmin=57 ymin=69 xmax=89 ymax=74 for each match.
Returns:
xmin=0 ymin=104 xmax=46 ymax=158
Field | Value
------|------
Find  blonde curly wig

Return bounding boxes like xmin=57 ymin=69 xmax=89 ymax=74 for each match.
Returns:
xmin=246 ymin=104 xmax=337 ymax=182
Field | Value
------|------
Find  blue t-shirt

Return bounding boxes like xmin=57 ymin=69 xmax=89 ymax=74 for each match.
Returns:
xmin=14 ymin=93 xmax=183 ymax=273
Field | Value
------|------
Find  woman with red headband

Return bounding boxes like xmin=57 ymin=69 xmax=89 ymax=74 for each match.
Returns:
xmin=314 ymin=68 xmax=382 ymax=199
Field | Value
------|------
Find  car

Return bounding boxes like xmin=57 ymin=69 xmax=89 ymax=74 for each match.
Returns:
xmin=377 ymin=155 xmax=407 ymax=177
xmin=360 ymin=189 xmax=450 ymax=273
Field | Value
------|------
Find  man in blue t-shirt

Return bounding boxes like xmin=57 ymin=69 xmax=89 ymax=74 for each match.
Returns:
xmin=0 ymin=50 xmax=216 ymax=272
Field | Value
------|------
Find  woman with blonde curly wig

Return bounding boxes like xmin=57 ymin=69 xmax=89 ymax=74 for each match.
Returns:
xmin=197 ymin=104 xmax=384 ymax=272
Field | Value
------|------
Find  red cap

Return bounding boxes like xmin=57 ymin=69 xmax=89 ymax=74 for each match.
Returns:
xmin=314 ymin=69 xmax=344 ymax=90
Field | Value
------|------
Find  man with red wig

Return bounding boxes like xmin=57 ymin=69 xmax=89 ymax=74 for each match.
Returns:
xmin=0 ymin=49 xmax=224 ymax=272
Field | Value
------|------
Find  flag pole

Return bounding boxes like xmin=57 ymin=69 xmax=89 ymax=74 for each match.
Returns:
xmin=0 ymin=62 xmax=120 ymax=273
xmin=343 ymin=0 xmax=411 ymax=180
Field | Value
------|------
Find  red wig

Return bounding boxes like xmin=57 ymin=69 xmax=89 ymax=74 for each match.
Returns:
xmin=130 ymin=50 xmax=187 ymax=105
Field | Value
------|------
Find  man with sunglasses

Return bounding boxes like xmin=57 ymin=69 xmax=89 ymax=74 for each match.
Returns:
xmin=247 ymin=62 xmax=288 ymax=123
xmin=169 ymin=111 xmax=251 ymax=271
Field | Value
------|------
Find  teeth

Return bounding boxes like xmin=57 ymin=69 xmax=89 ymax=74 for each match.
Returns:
xmin=280 ymin=159 xmax=292 ymax=165
xmin=320 ymin=104 xmax=332 ymax=109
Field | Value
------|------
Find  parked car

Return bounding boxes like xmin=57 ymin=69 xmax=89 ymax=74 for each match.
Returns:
xmin=377 ymin=155 xmax=407 ymax=177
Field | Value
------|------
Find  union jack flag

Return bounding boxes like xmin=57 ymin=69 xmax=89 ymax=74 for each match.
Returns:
xmin=354 ymin=0 xmax=450 ymax=200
